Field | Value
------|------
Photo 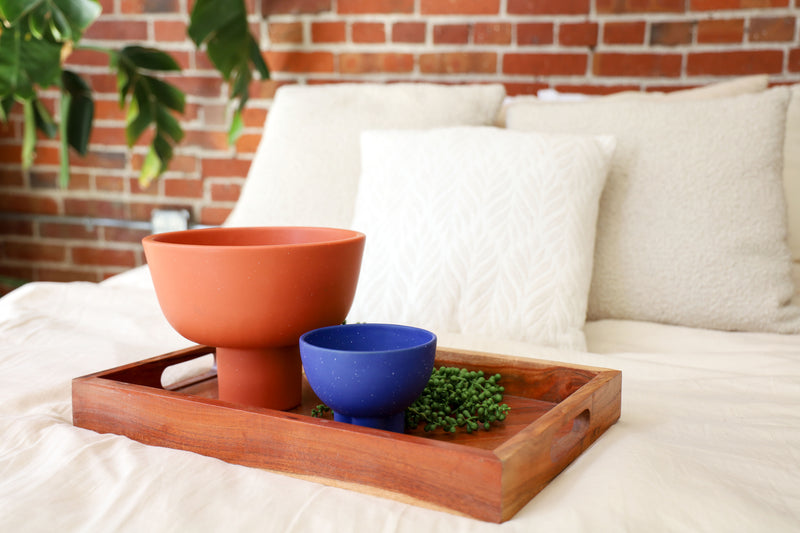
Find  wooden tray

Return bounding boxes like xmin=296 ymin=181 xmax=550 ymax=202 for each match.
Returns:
xmin=72 ymin=345 xmax=621 ymax=523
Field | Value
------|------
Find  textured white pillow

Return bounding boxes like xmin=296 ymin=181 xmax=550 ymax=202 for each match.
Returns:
xmin=224 ymin=83 xmax=506 ymax=229
xmin=347 ymin=127 xmax=616 ymax=350
xmin=784 ymin=84 xmax=800 ymax=265
xmin=507 ymin=87 xmax=800 ymax=333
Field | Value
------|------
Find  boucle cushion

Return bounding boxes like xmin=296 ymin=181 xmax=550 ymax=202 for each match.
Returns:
xmin=347 ymin=127 xmax=616 ymax=351
xmin=224 ymin=83 xmax=506 ymax=229
xmin=784 ymin=84 xmax=800 ymax=264
xmin=506 ymin=87 xmax=800 ymax=333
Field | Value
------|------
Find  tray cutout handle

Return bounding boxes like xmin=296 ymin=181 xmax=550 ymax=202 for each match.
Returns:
xmin=161 ymin=352 xmax=217 ymax=390
xmin=550 ymin=408 xmax=590 ymax=464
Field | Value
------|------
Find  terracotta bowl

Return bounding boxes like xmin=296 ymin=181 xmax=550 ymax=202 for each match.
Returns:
xmin=142 ymin=226 xmax=365 ymax=410
xmin=300 ymin=323 xmax=437 ymax=433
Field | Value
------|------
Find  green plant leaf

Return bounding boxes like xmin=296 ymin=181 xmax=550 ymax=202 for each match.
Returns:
xmin=0 ymin=0 xmax=42 ymax=23
xmin=187 ymin=0 xmax=241 ymax=46
xmin=59 ymin=89 xmax=71 ymax=187
xmin=138 ymin=145 xmax=161 ymax=187
xmin=125 ymin=79 xmax=154 ymax=146
xmin=20 ymin=96 xmax=35 ymax=168
xmin=146 ymin=76 xmax=184 ymax=113
xmin=18 ymin=28 xmax=64 ymax=88
xmin=62 ymin=70 xmax=93 ymax=155
xmin=33 ymin=95 xmax=56 ymax=138
xmin=0 ymin=24 xmax=21 ymax=97
xmin=249 ymin=34 xmax=269 ymax=79
xmin=0 ymin=96 xmax=14 ymax=121
xmin=120 ymin=45 xmax=181 ymax=71
xmin=227 ymin=108 xmax=243 ymax=146
xmin=51 ymin=0 xmax=101 ymax=36
xmin=155 ymin=105 xmax=182 ymax=143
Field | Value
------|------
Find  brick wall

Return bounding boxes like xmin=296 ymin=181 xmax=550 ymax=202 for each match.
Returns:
xmin=1 ymin=0 xmax=799 ymax=292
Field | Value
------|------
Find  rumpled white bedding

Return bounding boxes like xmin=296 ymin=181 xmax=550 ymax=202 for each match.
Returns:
xmin=1 ymin=267 xmax=798 ymax=532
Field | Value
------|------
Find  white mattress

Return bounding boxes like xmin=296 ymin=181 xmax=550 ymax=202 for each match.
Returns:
xmin=1 ymin=266 xmax=798 ymax=532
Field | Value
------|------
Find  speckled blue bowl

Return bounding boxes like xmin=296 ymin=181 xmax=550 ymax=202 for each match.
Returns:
xmin=299 ymin=323 xmax=437 ymax=433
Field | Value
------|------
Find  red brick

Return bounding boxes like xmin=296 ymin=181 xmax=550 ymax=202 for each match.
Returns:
xmin=392 ymin=22 xmax=426 ymax=43
xmin=597 ymin=0 xmax=685 ymax=12
xmin=517 ymin=22 xmax=554 ymax=45
xmin=72 ymin=246 xmax=137 ymax=267
xmin=70 ymin=149 xmax=127 ymax=171
xmin=40 ymin=222 xmax=100 ymax=240
xmin=420 ymin=52 xmax=497 ymax=74
xmin=2 ymin=241 xmax=66 ymax=262
xmin=0 ymin=168 xmax=25 ymax=188
xmin=433 ymin=24 xmax=470 ymax=44
xmin=270 ymin=22 xmax=304 ymax=43
xmin=690 ymin=0 xmax=787 ymax=9
xmin=202 ymin=158 xmax=252 ymax=178
xmin=120 ymin=0 xmax=180 ymax=13
xmin=84 ymin=20 xmax=148 ymax=40
xmin=89 ymin=126 xmax=128 ymax=147
xmin=0 ymin=194 xmax=59 ymax=215
xmin=36 ymin=268 xmax=100 ymax=283
xmin=210 ymin=182 xmax=243 ymax=202
xmin=64 ymin=48 xmax=109 ymax=67
xmin=474 ymin=23 xmax=512 ymax=45
xmin=650 ymin=21 xmax=694 ymax=45
xmin=265 ymin=51 xmax=335 ymax=73
xmin=338 ymin=0 xmax=413 ymax=13
xmin=200 ymin=206 xmax=231 ymax=226
xmin=170 ymin=75 xmax=224 ymax=98
xmin=790 ymin=48 xmax=800 ymax=72
xmin=508 ymin=0 xmax=589 ymax=14
xmin=263 ymin=0 xmax=332 ymax=15
xmin=234 ymin=133 xmax=262 ymax=154
xmin=593 ymin=52 xmax=682 ymax=77
xmin=696 ymin=18 xmax=744 ymax=43
xmin=164 ymin=178 xmax=204 ymax=198
xmin=94 ymin=100 xmax=128 ymax=122
xmin=242 ymin=107 xmax=268 ymax=128
xmin=559 ymin=22 xmax=599 ymax=47
xmin=687 ymin=50 xmax=784 ymax=75
xmin=183 ymin=129 xmax=233 ymax=152
xmin=503 ymin=53 xmax=587 ymax=76
xmin=748 ymin=17 xmax=796 ymax=42
xmin=104 ymin=226 xmax=151 ymax=244
xmin=0 ymin=218 xmax=33 ymax=236
xmin=95 ymin=175 xmax=126 ymax=192
xmin=64 ymin=198 xmax=128 ymax=219
xmin=422 ymin=0 xmax=499 ymax=14
xmin=312 ymin=21 xmax=346 ymax=42
xmin=603 ymin=21 xmax=646 ymax=44
xmin=339 ymin=53 xmax=414 ymax=74
xmin=352 ymin=22 xmax=386 ymax=43
xmin=154 ymin=20 xmax=188 ymax=42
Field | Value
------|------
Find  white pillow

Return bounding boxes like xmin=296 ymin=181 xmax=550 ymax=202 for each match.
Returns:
xmin=347 ymin=127 xmax=616 ymax=350
xmin=507 ymin=87 xmax=800 ymax=334
xmin=784 ymin=84 xmax=800 ymax=265
xmin=224 ymin=83 xmax=506 ymax=229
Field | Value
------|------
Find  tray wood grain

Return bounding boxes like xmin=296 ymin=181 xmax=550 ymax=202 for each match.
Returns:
xmin=72 ymin=345 xmax=621 ymax=522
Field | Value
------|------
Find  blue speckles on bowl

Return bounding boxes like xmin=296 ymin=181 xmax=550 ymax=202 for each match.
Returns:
xmin=299 ymin=323 xmax=437 ymax=433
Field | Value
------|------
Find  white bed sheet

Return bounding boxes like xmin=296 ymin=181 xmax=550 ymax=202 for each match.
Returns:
xmin=1 ymin=267 xmax=798 ymax=532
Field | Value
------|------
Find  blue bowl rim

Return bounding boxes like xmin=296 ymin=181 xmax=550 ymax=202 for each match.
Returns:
xmin=299 ymin=323 xmax=437 ymax=356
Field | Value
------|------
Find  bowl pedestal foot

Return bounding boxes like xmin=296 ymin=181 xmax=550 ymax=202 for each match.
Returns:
xmin=216 ymin=345 xmax=302 ymax=410
xmin=333 ymin=411 xmax=406 ymax=433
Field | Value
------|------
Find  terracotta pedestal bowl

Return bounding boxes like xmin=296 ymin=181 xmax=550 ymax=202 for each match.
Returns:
xmin=142 ymin=226 xmax=365 ymax=410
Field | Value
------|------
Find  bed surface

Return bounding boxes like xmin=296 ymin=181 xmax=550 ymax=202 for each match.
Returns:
xmin=1 ymin=266 xmax=798 ymax=532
